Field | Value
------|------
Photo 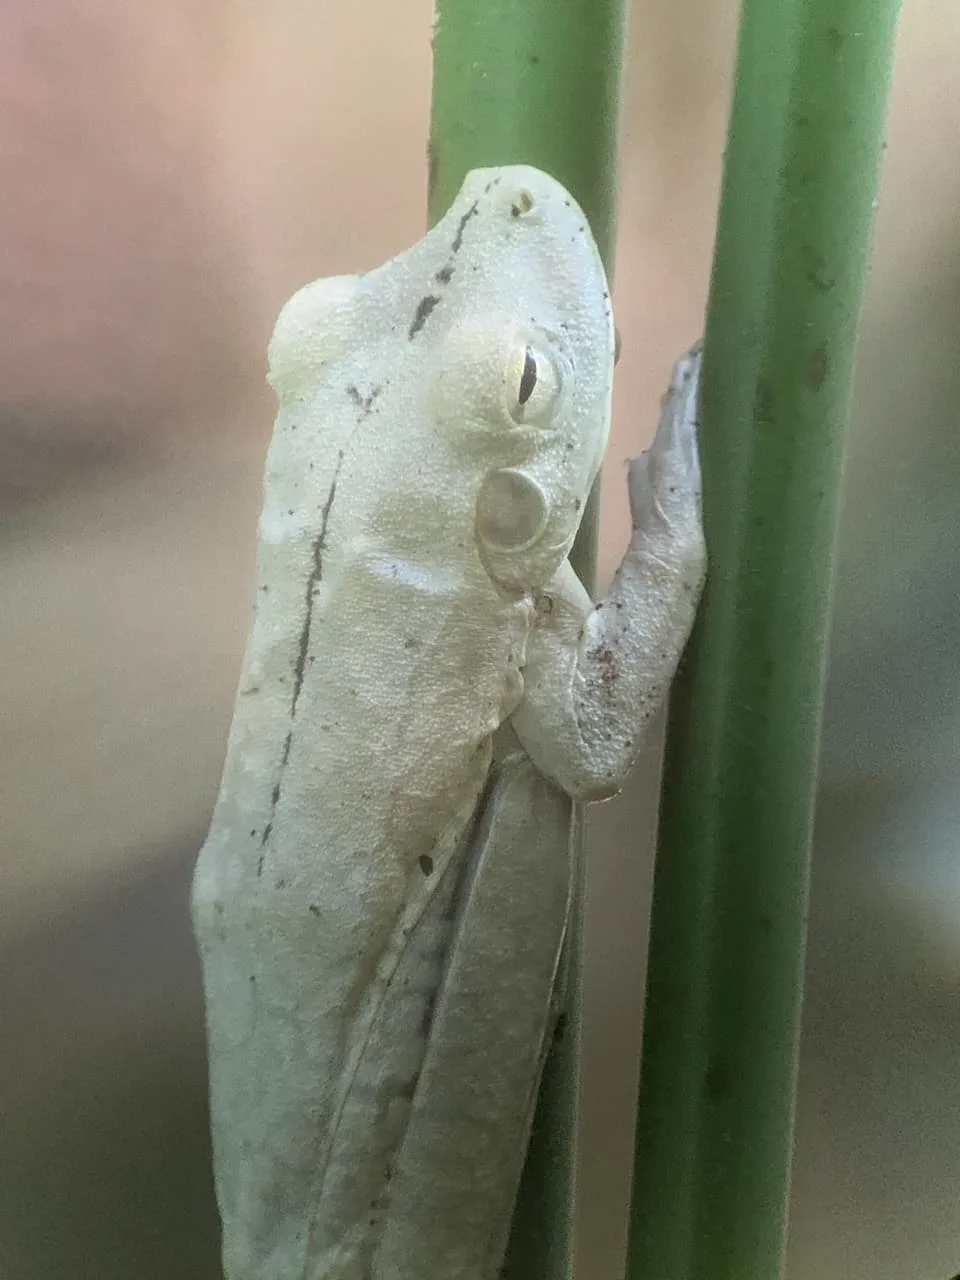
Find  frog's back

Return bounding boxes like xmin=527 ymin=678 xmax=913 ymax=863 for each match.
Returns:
xmin=192 ymin=165 xmax=614 ymax=1280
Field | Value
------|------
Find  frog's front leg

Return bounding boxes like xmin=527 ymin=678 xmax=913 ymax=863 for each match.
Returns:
xmin=512 ymin=345 xmax=707 ymax=800
xmin=371 ymin=754 xmax=574 ymax=1280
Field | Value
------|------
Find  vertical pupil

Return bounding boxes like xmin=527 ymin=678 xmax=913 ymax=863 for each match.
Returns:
xmin=518 ymin=348 xmax=538 ymax=406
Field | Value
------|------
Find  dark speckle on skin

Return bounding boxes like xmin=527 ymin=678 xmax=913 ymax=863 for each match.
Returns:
xmin=259 ymin=450 xmax=346 ymax=853
xmin=346 ymin=383 xmax=382 ymax=415
xmin=805 ymin=343 xmax=829 ymax=392
xmin=409 ymin=294 xmax=440 ymax=340
xmin=309 ymin=904 xmax=321 ymax=917
xmin=418 ymin=854 xmax=434 ymax=876
xmin=451 ymin=199 xmax=480 ymax=253
xmin=591 ymin=642 xmax=618 ymax=695
xmin=435 ymin=263 xmax=454 ymax=285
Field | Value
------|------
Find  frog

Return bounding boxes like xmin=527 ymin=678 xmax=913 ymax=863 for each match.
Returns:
xmin=191 ymin=164 xmax=706 ymax=1280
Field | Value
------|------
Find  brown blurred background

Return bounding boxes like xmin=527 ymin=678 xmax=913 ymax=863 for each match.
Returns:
xmin=1 ymin=1 xmax=958 ymax=1277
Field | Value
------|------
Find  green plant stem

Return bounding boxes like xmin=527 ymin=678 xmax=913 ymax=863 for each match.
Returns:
xmin=627 ymin=2 xmax=902 ymax=1278
xmin=429 ymin=3 xmax=626 ymax=1276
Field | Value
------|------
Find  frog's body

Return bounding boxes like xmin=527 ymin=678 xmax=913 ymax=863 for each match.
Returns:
xmin=193 ymin=166 xmax=705 ymax=1279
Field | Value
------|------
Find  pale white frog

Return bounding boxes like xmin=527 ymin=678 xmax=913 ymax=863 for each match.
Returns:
xmin=192 ymin=164 xmax=705 ymax=1280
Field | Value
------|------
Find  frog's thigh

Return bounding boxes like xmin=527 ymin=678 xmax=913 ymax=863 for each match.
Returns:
xmin=374 ymin=753 xmax=573 ymax=1280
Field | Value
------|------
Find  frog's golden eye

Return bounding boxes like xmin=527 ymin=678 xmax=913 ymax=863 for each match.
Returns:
xmin=505 ymin=341 xmax=562 ymax=426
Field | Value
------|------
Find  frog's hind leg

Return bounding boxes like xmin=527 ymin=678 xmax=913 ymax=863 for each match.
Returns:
xmin=372 ymin=753 xmax=574 ymax=1280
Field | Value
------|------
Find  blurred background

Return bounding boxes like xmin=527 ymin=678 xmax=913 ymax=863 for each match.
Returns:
xmin=1 ymin=1 xmax=957 ymax=1277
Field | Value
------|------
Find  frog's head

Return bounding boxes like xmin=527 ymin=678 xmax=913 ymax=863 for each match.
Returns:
xmin=427 ymin=166 xmax=616 ymax=592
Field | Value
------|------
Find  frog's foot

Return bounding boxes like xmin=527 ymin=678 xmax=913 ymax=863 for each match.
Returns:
xmin=628 ymin=343 xmax=703 ymax=546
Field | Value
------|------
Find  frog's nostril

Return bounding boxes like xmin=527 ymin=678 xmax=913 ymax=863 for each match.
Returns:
xmin=510 ymin=190 xmax=535 ymax=217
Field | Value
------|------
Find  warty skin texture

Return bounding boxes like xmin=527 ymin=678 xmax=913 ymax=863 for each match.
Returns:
xmin=192 ymin=165 xmax=705 ymax=1279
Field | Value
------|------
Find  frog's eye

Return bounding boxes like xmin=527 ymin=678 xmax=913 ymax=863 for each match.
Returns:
xmin=505 ymin=341 xmax=562 ymax=426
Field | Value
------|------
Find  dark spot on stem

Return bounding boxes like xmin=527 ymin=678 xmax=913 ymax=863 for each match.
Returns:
xmin=426 ymin=136 xmax=437 ymax=201
xmin=755 ymin=378 xmax=775 ymax=426
xmin=801 ymin=245 xmax=836 ymax=292
xmin=420 ymin=986 xmax=439 ymax=1037
xmin=805 ymin=343 xmax=829 ymax=392
xmin=705 ymin=1055 xmax=731 ymax=1103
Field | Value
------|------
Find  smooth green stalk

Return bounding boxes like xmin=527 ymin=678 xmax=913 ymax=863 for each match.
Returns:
xmin=627 ymin=2 xmax=901 ymax=1278
xmin=429 ymin=3 xmax=626 ymax=1276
